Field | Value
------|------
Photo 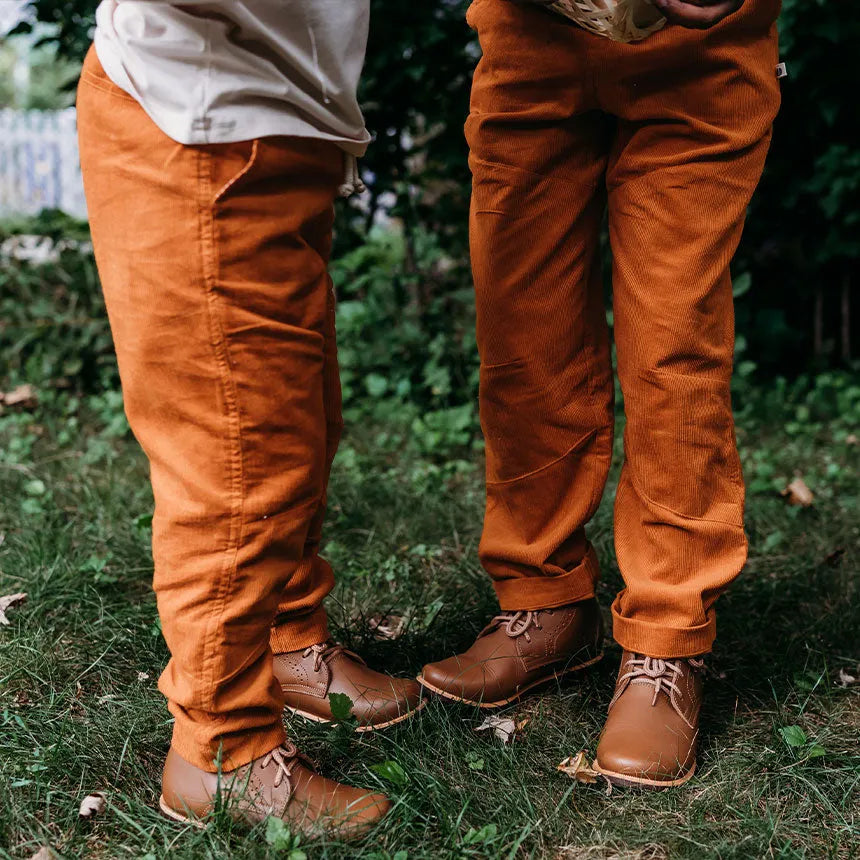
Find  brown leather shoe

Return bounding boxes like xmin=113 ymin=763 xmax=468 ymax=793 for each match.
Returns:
xmin=160 ymin=742 xmax=390 ymax=838
xmin=273 ymin=641 xmax=425 ymax=731
xmin=594 ymin=651 xmax=705 ymax=789
xmin=417 ymin=598 xmax=604 ymax=708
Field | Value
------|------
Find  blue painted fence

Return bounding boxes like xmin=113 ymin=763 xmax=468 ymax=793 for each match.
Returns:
xmin=0 ymin=108 xmax=87 ymax=218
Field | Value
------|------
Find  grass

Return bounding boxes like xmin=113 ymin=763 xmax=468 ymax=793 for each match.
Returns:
xmin=0 ymin=385 xmax=858 ymax=860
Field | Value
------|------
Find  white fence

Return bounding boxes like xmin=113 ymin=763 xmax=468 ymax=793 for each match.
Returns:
xmin=0 ymin=108 xmax=87 ymax=219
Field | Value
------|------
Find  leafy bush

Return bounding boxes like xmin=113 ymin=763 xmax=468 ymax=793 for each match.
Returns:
xmin=0 ymin=212 xmax=115 ymax=393
xmin=737 ymin=0 xmax=860 ymax=372
xmin=19 ymin=0 xmax=859 ymax=372
xmin=331 ymin=226 xmax=481 ymax=454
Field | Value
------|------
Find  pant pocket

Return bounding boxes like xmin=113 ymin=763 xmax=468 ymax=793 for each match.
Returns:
xmin=210 ymin=139 xmax=261 ymax=205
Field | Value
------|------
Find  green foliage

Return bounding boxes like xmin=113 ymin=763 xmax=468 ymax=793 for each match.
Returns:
xmin=0 ymin=35 xmax=80 ymax=109
xmin=264 ymin=817 xmax=307 ymax=858
xmin=369 ymin=759 xmax=408 ymax=788
xmin=736 ymin=0 xmax=859 ymax=369
xmin=462 ymin=822 xmax=498 ymax=848
xmin=778 ymin=725 xmax=827 ymax=760
xmin=0 ymin=213 xmax=115 ymax=393
xmin=328 ymin=691 xmax=355 ymax=723
xmin=22 ymin=0 xmax=858 ymax=373
xmin=8 ymin=0 xmax=97 ymax=66
xmin=332 ymin=226 xmax=481 ymax=455
xmin=0 ymin=361 xmax=857 ymax=857
xmin=346 ymin=0 xmax=473 ymax=255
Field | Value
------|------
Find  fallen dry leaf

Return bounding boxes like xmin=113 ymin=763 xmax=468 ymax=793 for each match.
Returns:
xmin=0 ymin=593 xmax=27 ymax=626
xmin=367 ymin=614 xmax=405 ymax=641
xmin=557 ymin=752 xmax=600 ymax=784
xmin=30 ymin=847 xmax=55 ymax=860
xmin=1 ymin=384 xmax=38 ymax=409
xmin=781 ymin=477 xmax=814 ymax=507
xmin=78 ymin=792 xmax=106 ymax=818
xmin=557 ymin=752 xmax=613 ymax=795
xmin=845 ymin=434 xmax=858 ymax=446
xmin=474 ymin=715 xmax=517 ymax=744
xmin=837 ymin=668 xmax=858 ymax=688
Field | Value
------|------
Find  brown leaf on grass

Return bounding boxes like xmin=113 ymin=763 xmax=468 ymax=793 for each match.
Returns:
xmin=474 ymin=715 xmax=517 ymax=744
xmin=1 ymin=384 xmax=38 ymax=409
xmin=781 ymin=477 xmax=814 ymax=507
xmin=837 ymin=668 xmax=859 ymax=687
xmin=78 ymin=792 xmax=106 ymax=818
xmin=0 ymin=593 xmax=27 ymax=625
xmin=30 ymin=847 xmax=55 ymax=860
xmin=557 ymin=752 xmax=599 ymax=783
xmin=557 ymin=752 xmax=613 ymax=795
xmin=367 ymin=614 xmax=405 ymax=641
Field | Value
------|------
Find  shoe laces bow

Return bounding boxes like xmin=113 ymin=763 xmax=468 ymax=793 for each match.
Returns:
xmin=260 ymin=742 xmax=301 ymax=791
xmin=302 ymin=641 xmax=365 ymax=673
xmin=484 ymin=609 xmax=553 ymax=643
xmin=611 ymin=655 xmax=704 ymax=726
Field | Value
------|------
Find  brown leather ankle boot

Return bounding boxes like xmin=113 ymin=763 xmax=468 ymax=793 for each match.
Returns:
xmin=594 ymin=651 xmax=705 ymax=789
xmin=417 ymin=597 xmax=604 ymax=707
xmin=273 ymin=641 xmax=425 ymax=731
xmin=160 ymin=742 xmax=390 ymax=838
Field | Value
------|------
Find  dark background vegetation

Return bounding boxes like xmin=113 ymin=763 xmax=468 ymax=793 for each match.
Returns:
xmin=7 ymin=0 xmax=858 ymax=419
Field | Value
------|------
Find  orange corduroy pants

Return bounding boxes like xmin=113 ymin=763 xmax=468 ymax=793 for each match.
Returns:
xmin=468 ymin=0 xmax=781 ymax=657
xmin=77 ymin=49 xmax=342 ymax=770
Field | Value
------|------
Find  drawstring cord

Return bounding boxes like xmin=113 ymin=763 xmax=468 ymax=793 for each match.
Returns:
xmin=339 ymin=152 xmax=366 ymax=198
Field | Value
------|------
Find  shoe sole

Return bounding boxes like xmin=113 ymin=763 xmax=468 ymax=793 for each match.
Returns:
xmin=592 ymin=760 xmax=696 ymax=790
xmin=158 ymin=796 xmax=205 ymax=827
xmin=416 ymin=653 xmax=603 ymax=709
xmin=284 ymin=696 xmax=428 ymax=732
xmin=158 ymin=795 xmax=381 ymax=840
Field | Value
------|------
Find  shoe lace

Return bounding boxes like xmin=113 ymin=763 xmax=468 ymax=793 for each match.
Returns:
xmin=483 ymin=609 xmax=553 ymax=643
xmin=302 ymin=641 xmax=365 ymax=673
xmin=611 ymin=654 xmax=705 ymax=725
xmin=259 ymin=742 xmax=301 ymax=791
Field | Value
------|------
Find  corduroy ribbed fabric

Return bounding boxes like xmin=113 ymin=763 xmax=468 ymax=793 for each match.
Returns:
xmin=467 ymin=0 xmax=781 ymax=657
xmin=77 ymin=48 xmax=342 ymax=771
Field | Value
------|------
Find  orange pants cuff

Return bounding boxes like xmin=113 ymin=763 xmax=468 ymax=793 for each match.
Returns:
xmin=494 ymin=549 xmax=599 ymax=611
xmin=170 ymin=721 xmax=287 ymax=774
xmin=611 ymin=596 xmax=716 ymax=659
xmin=269 ymin=606 xmax=330 ymax=654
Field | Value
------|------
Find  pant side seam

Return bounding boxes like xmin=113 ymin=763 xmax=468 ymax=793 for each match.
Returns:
xmin=196 ymin=147 xmax=248 ymax=711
